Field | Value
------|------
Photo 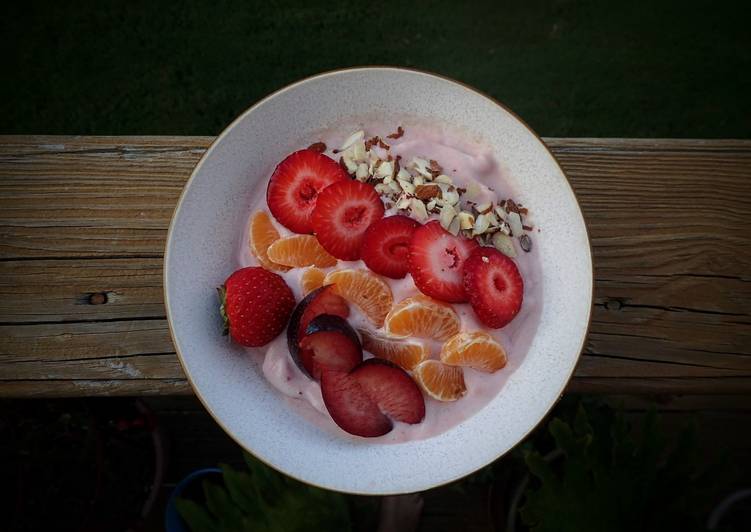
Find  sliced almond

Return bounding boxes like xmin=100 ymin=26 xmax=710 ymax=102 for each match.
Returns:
xmin=486 ymin=212 xmax=499 ymax=227
xmin=474 ymin=202 xmax=492 ymax=214
xmin=374 ymin=183 xmax=389 ymax=194
xmin=413 ymin=175 xmax=424 ymax=186
xmin=472 ymin=214 xmax=490 ymax=235
xmin=507 ymin=211 xmax=523 ymax=236
xmin=396 ymin=195 xmax=412 ymax=210
xmin=397 ymin=168 xmax=412 ymax=181
xmin=398 ymin=179 xmax=415 ymax=194
xmin=458 ymin=211 xmax=475 ymax=230
xmin=356 ymin=163 xmax=369 ymax=180
xmin=382 ymin=174 xmax=393 ymax=185
xmin=434 ymin=174 xmax=453 ymax=184
xmin=411 ymin=157 xmax=431 ymax=176
xmin=376 ymin=161 xmax=394 ymax=179
xmin=352 ymin=140 xmax=367 ymax=162
xmin=427 ymin=199 xmax=437 ymax=211
xmin=439 ymin=204 xmax=457 ymax=229
xmin=414 ymin=184 xmax=442 ymax=201
xmin=492 ymin=232 xmax=517 ymax=257
xmin=410 ymin=199 xmax=429 ymax=221
xmin=494 ymin=205 xmax=507 ymax=220
xmin=448 ymin=216 xmax=461 ymax=235
xmin=342 ymin=152 xmax=358 ymax=174
xmin=443 ymin=189 xmax=460 ymax=205
xmin=340 ymin=130 xmax=364 ymax=151
xmin=388 ymin=180 xmax=402 ymax=193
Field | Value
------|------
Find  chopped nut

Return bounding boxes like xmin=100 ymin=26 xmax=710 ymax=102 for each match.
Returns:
xmin=398 ymin=179 xmax=415 ymax=194
xmin=382 ymin=174 xmax=393 ymax=185
xmin=414 ymin=184 xmax=442 ymax=200
xmin=308 ymin=141 xmax=326 ymax=153
xmin=507 ymin=211 xmax=523 ymax=236
xmin=365 ymin=135 xmax=381 ymax=151
xmin=505 ymin=198 xmax=520 ymax=214
xmin=378 ymin=138 xmax=391 ymax=150
xmin=388 ymin=180 xmax=402 ymax=193
xmin=370 ymin=158 xmax=382 ymax=175
xmin=439 ymin=204 xmax=457 ymax=229
xmin=472 ymin=214 xmax=490 ymax=235
xmin=410 ymin=198 xmax=429 ymax=221
xmin=519 ymin=234 xmax=532 ymax=252
xmin=396 ymin=195 xmax=412 ymax=210
xmin=386 ymin=126 xmax=405 ymax=139
xmin=494 ymin=206 xmax=507 ymax=220
xmin=342 ymin=152 xmax=358 ymax=174
xmin=486 ymin=212 xmax=499 ymax=226
xmin=434 ymin=174 xmax=452 ymax=184
xmin=426 ymin=199 xmax=437 ymax=211
xmin=443 ymin=189 xmax=460 ymax=205
xmin=499 ymin=221 xmax=511 ymax=235
xmin=352 ymin=141 xmax=367 ymax=162
xmin=413 ymin=175 xmax=424 ymax=186
xmin=448 ymin=216 xmax=461 ymax=235
xmin=428 ymin=159 xmax=443 ymax=177
xmin=397 ymin=168 xmax=411 ymax=181
xmin=411 ymin=157 xmax=431 ymax=177
xmin=340 ymin=130 xmax=364 ymax=151
xmin=376 ymin=161 xmax=393 ymax=179
xmin=458 ymin=211 xmax=475 ymax=230
xmin=374 ymin=183 xmax=389 ymax=194
xmin=492 ymin=233 xmax=517 ymax=257
xmin=474 ymin=202 xmax=493 ymax=214
xmin=356 ymin=163 xmax=369 ymax=180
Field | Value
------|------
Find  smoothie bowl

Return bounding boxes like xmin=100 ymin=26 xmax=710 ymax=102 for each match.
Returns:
xmin=164 ymin=67 xmax=592 ymax=494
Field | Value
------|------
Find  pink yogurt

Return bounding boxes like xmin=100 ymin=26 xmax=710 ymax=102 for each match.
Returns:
xmin=237 ymin=123 xmax=542 ymax=443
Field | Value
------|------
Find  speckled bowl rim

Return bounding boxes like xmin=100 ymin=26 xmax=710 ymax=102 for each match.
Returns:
xmin=164 ymin=66 xmax=593 ymax=494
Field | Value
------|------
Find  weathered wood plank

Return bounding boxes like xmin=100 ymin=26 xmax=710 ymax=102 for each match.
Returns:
xmin=0 ymin=136 xmax=749 ymax=397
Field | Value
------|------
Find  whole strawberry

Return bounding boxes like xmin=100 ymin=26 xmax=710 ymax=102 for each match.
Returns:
xmin=219 ymin=267 xmax=295 ymax=347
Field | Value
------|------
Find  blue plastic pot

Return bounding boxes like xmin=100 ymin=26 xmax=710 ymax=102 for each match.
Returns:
xmin=164 ymin=467 xmax=222 ymax=532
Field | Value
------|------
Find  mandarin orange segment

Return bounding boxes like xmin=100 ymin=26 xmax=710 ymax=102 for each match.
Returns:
xmin=249 ymin=211 xmax=290 ymax=271
xmin=267 ymin=235 xmax=338 ymax=268
xmin=359 ymin=330 xmax=429 ymax=371
xmin=300 ymin=267 xmax=326 ymax=296
xmin=413 ymin=360 xmax=466 ymax=401
xmin=440 ymin=331 xmax=507 ymax=373
xmin=383 ymin=295 xmax=460 ymax=341
xmin=324 ymin=269 xmax=393 ymax=327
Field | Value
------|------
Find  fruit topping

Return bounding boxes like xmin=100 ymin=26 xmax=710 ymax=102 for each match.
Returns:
xmin=462 ymin=247 xmax=523 ymax=328
xmin=220 ymin=267 xmax=295 ymax=347
xmin=311 ymin=180 xmax=385 ymax=260
xmin=249 ymin=211 xmax=289 ymax=272
xmin=298 ymin=314 xmax=363 ymax=379
xmin=300 ymin=267 xmax=326 ymax=296
xmin=360 ymin=215 xmax=420 ymax=279
xmin=320 ymin=358 xmax=425 ymax=437
xmin=266 ymin=149 xmax=349 ymax=234
xmin=412 ymin=360 xmax=467 ymax=402
xmin=440 ymin=331 xmax=507 ymax=373
xmin=408 ymin=220 xmax=479 ymax=303
xmin=384 ymin=294 xmax=460 ymax=341
xmin=266 ymin=234 xmax=337 ymax=268
xmin=287 ymin=285 xmax=349 ymax=364
xmin=359 ymin=330 xmax=429 ymax=371
xmin=324 ymin=269 xmax=393 ymax=327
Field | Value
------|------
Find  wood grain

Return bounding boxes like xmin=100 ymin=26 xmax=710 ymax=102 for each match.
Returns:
xmin=0 ymin=136 xmax=749 ymax=397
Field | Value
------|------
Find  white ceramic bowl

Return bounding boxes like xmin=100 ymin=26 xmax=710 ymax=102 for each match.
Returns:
xmin=165 ymin=67 xmax=592 ymax=494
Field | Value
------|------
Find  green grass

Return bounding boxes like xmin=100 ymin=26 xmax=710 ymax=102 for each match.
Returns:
xmin=2 ymin=0 xmax=749 ymax=137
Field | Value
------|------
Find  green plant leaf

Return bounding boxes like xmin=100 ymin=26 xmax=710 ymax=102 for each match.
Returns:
xmin=175 ymin=498 xmax=219 ymax=532
xmin=203 ymin=480 xmax=244 ymax=531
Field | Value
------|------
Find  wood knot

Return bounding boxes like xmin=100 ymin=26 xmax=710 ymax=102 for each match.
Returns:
xmin=88 ymin=292 xmax=108 ymax=305
xmin=605 ymin=298 xmax=622 ymax=311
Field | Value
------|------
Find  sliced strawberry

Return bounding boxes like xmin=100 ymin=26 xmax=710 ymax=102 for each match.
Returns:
xmin=408 ymin=220 xmax=479 ymax=303
xmin=360 ymin=215 xmax=421 ymax=279
xmin=287 ymin=285 xmax=349 ymax=375
xmin=298 ymin=314 xmax=363 ymax=379
xmin=352 ymin=359 xmax=425 ymax=424
xmin=463 ymin=247 xmax=524 ymax=328
xmin=311 ymin=180 xmax=385 ymax=260
xmin=320 ymin=370 xmax=392 ymax=438
xmin=266 ymin=149 xmax=349 ymax=234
